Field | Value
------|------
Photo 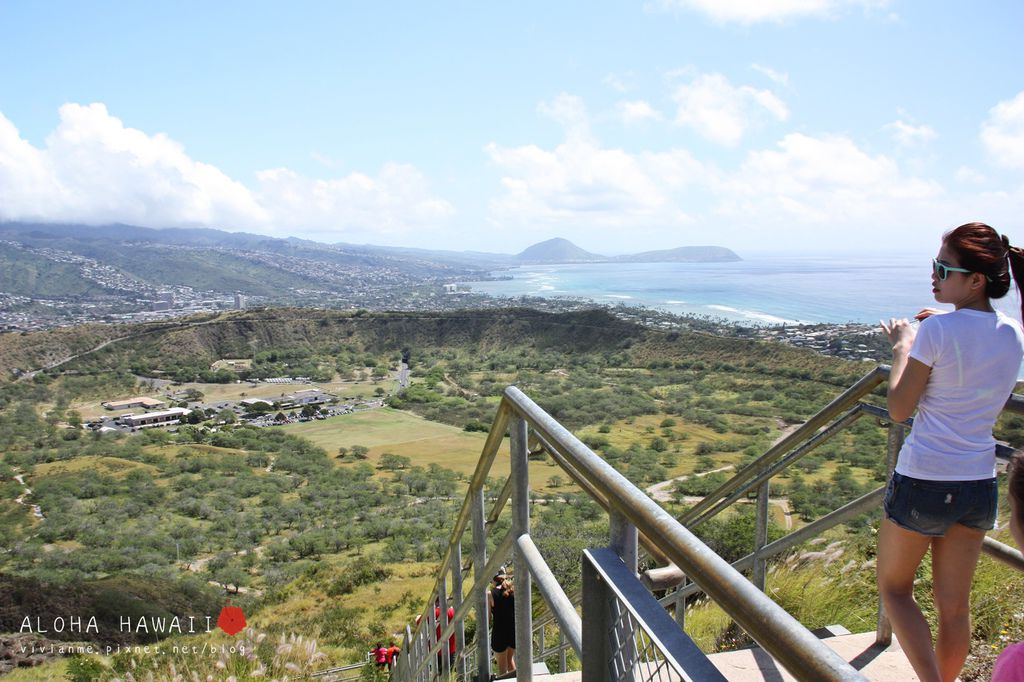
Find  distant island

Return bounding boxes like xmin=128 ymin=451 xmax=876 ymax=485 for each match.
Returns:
xmin=514 ymin=237 xmax=740 ymax=264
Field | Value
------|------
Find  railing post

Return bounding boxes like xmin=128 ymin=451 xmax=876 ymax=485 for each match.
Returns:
xmin=471 ymin=485 xmax=490 ymax=682
xmin=876 ymin=422 xmax=904 ymax=646
xmin=424 ymin=626 xmax=433 ymax=682
xmin=753 ymin=479 xmax=770 ymax=591
xmin=437 ymin=577 xmax=451 ymax=680
xmin=610 ymin=509 xmax=638 ymax=573
xmin=559 ymin=630 xmax=567 ymax=673
xmin=403 ymin=624 xmax=413 ymax=682
xmin=426 ymin=592 xmax=439 ymax=680
xmin=674 ymin=581 xmax=687 ymax=628
xmin=582 ymin=554 xmax=611 ymax=682
xmin=414 ymin=625 xmax=423 ymax=682
xmin=511 ymin=415 xmax=533 ymax=680
xmin=450 ymin=547 xmax=466 ymax=681
xmin=609 ymin=509 xmax=638 ymax=682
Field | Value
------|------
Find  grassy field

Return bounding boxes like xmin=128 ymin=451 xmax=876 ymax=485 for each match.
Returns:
xmin=272 ymin=407 xmax=633 ymax=501
xmin=34 ymin=455 xmax=159 ymax=479
xmin=279 ymin=408 xmax=520 ymax=479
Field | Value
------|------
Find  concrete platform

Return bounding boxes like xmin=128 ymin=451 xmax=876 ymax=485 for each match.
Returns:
xmin=707 ymin=631 xmax=917 ymax=681
xmin=521 ymin=631 xmax=918 ymax=681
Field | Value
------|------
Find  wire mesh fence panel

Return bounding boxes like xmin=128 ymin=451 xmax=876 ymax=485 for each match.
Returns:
xmin=608 ymin=592 xmax=679 ymax=682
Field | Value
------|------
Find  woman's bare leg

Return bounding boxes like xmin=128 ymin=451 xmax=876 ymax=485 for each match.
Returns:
xmin=877 ymin=518 xmax=942 ymax=682
xmin=931 ymin=523 xmax=985 ymax=682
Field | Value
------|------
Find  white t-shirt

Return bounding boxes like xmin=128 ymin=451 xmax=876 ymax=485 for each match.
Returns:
xmin=896 ymin=309 xmax=1024 ymax=481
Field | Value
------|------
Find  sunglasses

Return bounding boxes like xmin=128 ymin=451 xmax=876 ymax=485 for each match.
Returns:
xmin=932 ymin=258 xmax=974 ymax=281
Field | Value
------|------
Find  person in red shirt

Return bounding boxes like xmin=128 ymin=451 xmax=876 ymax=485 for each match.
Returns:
xmin=386 ymin=643 xmax=401 ymax=671
xmin=415 ymin=599 xmax=457 ymax=669
xmin=370 ymin=642 xmax=388 ymax=669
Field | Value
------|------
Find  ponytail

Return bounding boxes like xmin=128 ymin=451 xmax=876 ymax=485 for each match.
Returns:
xmin=1004 ymin=233 xmax=1024 ymax=321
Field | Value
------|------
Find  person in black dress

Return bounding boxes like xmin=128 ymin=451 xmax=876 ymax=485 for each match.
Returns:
xmin=488 ymin=568 xmax=515 ymax=676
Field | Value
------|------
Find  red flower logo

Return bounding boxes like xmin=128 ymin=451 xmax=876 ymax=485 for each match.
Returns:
xmin=217 ymin=605 xmax=246 ymax=636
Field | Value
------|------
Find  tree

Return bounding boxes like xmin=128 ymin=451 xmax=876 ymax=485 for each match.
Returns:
xmin=214 ymin=565 xmax=248 ymax=594
xmin=694 ymin=454 xmax=717 ymax=473
xmin=66 ymin=410 xmax=82 ymax=428
xmin=379 ymin=453 xmax=411 ymax=471
xmin=350 ymin=445 xmax=369 ymax=460
xmin=245 ymin=401 xmax=273 ymax=416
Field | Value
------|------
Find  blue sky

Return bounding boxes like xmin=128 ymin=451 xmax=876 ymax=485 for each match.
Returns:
xmin=1 ymin=1 xmax=1023 ymax=255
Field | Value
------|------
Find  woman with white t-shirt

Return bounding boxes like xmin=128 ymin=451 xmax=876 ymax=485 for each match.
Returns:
xmin=879 ymin=222 xmax=1024 ymax=682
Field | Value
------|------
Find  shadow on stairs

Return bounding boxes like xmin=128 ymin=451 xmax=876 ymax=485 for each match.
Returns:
xmin=499 ymin=628 xmax=919 ymax=681
xmin=706 ymin=627 xmax=918 ymax=681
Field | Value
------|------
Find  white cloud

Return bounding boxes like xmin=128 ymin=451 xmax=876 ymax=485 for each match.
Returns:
xmin=955 ymin=166 xmax=987 ymax=184
xmin=0 ymin=103 xmax=265 ymax=228
xmin=650 ymin=0 xmax=891 ymax=24
xmin=488 ymin=93 xmax=960 ymax=250
xmin=718 ymin=133 xmax=943 ymax=225
xmin=981 ymin=91 xmax=1024 ymax=169
xmin=751 ymin=64 xmax=789 ymax=87
xmin=538 ymin=93 xmax=592 ymax=141
xmin=671 ymin=73 xmax=788 ymax=146
xmin=486 ymin=102 xmax=705 ymax=235
xmin=256 ymin=163 xmax=453 ymax=237
xmin=603 ymin=72 xmax=633 ymax=93
xmin=885 ymin=119 xmax=937 ymax=146
xmin=617 ymin=100 xmax=663 ymax=125
xmin=0 ymin=103 xmax=453 ymax=239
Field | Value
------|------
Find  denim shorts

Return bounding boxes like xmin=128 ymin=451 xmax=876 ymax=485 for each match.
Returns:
xmin=884 ymin=471 xmax=997 ymax=536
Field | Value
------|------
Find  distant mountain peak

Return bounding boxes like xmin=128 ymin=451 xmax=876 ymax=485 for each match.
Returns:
xmin=515 ymin=238 xmax=603 ymax=264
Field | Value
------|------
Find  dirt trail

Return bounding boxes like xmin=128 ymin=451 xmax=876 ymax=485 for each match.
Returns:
xmin=645 ymin=465 xmax=735 ymax=501
xmin=645 ymin=465 xmax=794 ymax=530
xmin=12 ymin=473 xmax=44 ymax=520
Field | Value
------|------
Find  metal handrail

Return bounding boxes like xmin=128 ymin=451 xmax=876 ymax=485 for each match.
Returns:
xmin=394 ymin=365 xmax=1022 ymax=682
xmin=502 ymin=386 xmax=866 ymax=681
xmin=645 ymin=368 xmax=1022 ymax=597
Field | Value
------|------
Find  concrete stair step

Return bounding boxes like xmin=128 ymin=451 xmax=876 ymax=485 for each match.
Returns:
xmin=516 ymin=631 xmax=919 ymax=681
xmin=706 ymin=630 xmax=918 ymax=681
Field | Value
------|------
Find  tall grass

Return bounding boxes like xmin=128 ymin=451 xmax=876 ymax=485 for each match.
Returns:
xmin=107 ymin=628 xmax=330 ymax=682
xmin=682 ymin=525 xmax=1024 ymax=681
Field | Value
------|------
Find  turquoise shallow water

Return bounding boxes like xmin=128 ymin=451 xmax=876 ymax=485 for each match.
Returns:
xmin=459 ymin=252 xmax=1022 ymax=326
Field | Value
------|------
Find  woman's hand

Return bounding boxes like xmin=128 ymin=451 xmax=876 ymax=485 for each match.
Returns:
xmin=880 ymin=317 xmax=916 ymax=353
xmin=879 ymin=317 xmax=930 ymax=423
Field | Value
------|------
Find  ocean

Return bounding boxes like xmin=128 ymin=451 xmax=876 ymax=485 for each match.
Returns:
xmin=458 ymin=252 xmax=1022 ymax=327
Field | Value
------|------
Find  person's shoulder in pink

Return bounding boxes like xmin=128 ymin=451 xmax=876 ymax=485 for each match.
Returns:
xmin=994 ymin=642 xmax=1024 ymax=681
